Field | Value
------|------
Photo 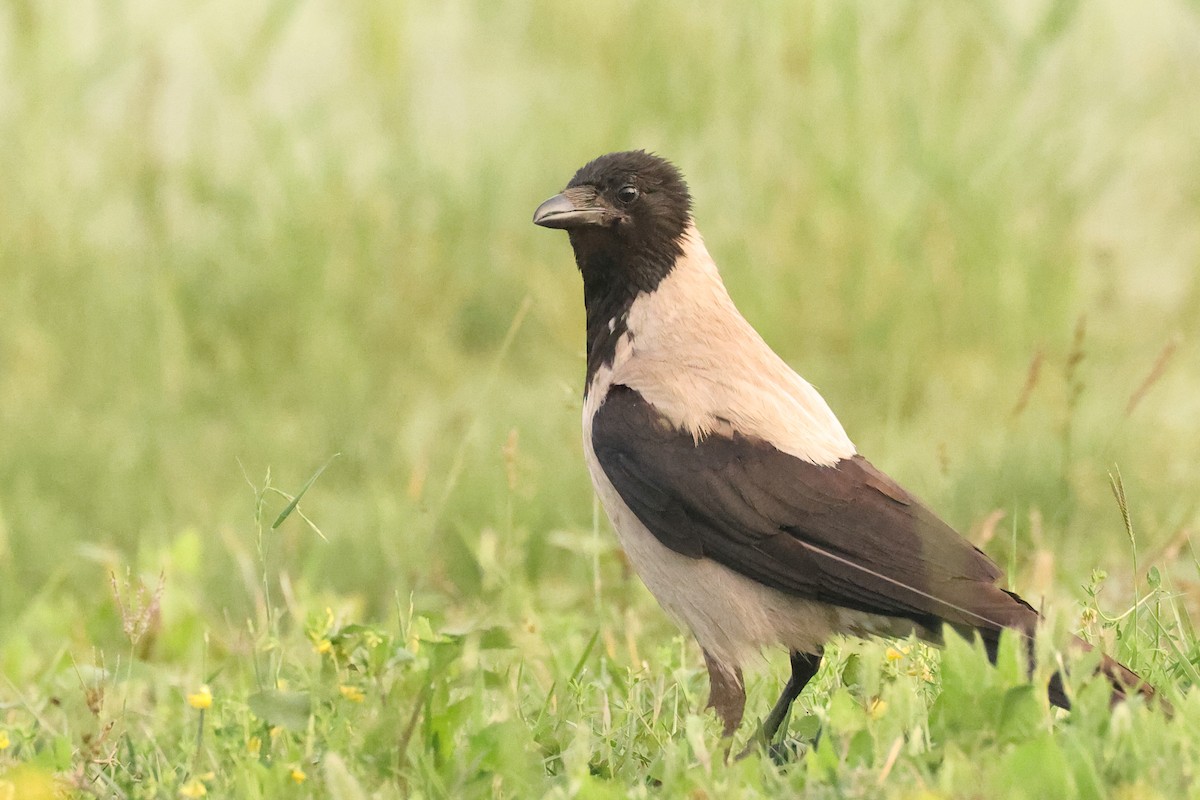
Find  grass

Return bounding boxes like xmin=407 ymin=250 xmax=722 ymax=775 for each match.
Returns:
xmin=1 ymin=0 xmax=1199 ymax=796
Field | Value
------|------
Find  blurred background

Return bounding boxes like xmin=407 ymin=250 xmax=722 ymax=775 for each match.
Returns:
xmin=1 ymin=0 xmax=1198 ymax=679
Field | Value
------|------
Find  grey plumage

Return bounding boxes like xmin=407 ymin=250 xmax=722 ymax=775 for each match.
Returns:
xmin=534 ymin=150 xmax=1160 ymax=742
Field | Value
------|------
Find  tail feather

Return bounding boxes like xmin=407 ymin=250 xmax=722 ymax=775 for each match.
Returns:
xmin=1076 ymin=636 xmax=1167 ymax=713
xmin=973 ymin=619 xmax=1166 ymax=715
xmin=1044 ymin=637 xmax=1159 ymax=711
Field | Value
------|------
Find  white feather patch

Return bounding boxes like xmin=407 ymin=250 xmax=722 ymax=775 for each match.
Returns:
xmin=613 ymin=226 xmax=856 ymax=466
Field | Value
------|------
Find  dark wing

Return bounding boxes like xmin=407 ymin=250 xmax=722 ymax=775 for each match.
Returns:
xmin=591 ymin=385 xmax=1037 ymax=635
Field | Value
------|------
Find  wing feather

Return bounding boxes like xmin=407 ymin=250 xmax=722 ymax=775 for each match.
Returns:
xmin=592 ymin=385 xmax=1037 ymax=634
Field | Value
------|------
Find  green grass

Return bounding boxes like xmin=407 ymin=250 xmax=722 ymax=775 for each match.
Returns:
xmin=2 ymin=0 xmax=1200 ymax=796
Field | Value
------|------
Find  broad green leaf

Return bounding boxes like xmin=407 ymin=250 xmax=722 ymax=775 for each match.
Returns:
xmin=997 ymin=685 xmax=1043 ymax=744
xmin=999 ymin=733 xmax=1073 ymax=800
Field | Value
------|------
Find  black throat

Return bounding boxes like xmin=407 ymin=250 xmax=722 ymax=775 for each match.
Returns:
xmin=574 ymin=231 xmax=683 ymax=391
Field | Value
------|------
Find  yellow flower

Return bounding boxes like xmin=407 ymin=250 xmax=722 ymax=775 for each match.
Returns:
xmin=187 ymin=685 xmax=213 ymax=710
xmin=907 ymin=664 xmax=936 ymax=683
xmin=885 ymin=646 xmax=909 ymax=662
xmin=179 ymin=779 xmax=207 ymax=798
xmin=246 ymin=736 xmax=261 ymax=756
xmin=868 ymin=697 xmax=889 ymax=720
xmin=0 ymin=767 xmax=60 ymax=800
xmin=290 ymin=768 xmax=307 ymax=784
xmin=0 ymin=730 xmax=10 ymax=750
xmin=315 ymin=639 xmax=333 ymax=655
xmin=339 ymin=685 xmax=365 ymax=703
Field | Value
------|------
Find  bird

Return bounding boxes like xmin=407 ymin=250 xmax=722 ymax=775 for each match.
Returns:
xmin=532 ymin=150 xmax=1160 ymax=746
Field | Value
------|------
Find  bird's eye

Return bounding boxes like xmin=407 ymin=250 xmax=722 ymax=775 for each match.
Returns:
xmin=616 ymin=185 xmax=639 ymax=204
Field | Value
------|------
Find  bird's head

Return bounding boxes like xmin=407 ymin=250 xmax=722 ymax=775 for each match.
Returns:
xmin=533 ymin=151 xmax=693 ymax=293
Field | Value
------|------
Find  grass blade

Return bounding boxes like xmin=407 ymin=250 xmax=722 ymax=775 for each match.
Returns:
xmin=272 ymin=453 xmax=340 ymax=530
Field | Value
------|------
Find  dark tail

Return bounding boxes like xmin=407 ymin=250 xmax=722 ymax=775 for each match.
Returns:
xmin=923 ymin=567 xmax=1166 ymax=714
xmin=1067 ymin=635 xmax=1167 ymax=714
xmin=978 ymin=624 xmax=1166 ymax=715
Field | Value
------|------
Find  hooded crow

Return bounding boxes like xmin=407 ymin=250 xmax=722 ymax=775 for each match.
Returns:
xmin=533 ymin=150 xmax=1159 ymax=743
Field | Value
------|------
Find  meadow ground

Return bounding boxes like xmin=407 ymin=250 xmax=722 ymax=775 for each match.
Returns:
xmin=2 ymin=1 xmax=1200 ymax=797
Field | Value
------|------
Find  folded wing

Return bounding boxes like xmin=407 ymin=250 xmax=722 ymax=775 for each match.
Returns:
xmin=591 ymin=384 xmax=1038 ymax=637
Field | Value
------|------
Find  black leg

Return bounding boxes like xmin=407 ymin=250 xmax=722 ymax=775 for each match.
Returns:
xmin=762 ymin=648 xmax=823 ymax=743
xmin=735 ymin=648 xmax=824 ymax=761
xmin=702 ymin=649 xmax=746 ymax=738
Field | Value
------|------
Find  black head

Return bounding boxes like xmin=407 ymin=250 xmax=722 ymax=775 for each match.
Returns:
xmin=533 ymin=151 xmax=692 ymax=295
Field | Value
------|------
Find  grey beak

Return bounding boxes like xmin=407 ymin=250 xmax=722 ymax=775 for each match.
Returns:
xmin=532 ymin=188 xmax=611 ymax=229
